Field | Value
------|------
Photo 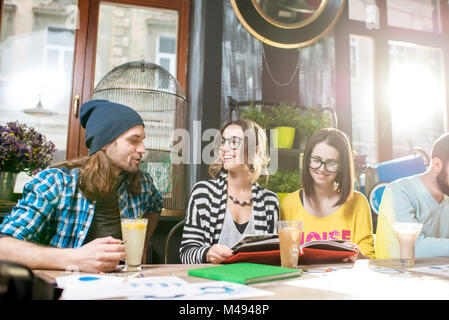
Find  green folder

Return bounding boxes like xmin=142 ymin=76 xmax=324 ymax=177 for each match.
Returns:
xmin=188 ymin=263 xmax=302 ymax=285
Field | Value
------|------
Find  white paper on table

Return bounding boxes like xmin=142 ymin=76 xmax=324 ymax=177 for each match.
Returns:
xmin=57 ymin=274 xmax=273 ymax=300
xmin=126 ymin=281 xmax=273 ymax=300
xmin=56 ymin=273 xmax=125 ymax=289
xmin=58 ymin=275 xmax=191 ymax=300
xmin=173 ymin=281 xmax=274 ymax=300
xmin=407 ymin=264 xmax=449 ymax=278
xmin=285 ymin=267 xmax=449 ymax=299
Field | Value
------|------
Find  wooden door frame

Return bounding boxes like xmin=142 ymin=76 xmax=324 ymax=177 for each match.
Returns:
xmin=68 ymin=0 xmax=190 ymax=158
xmin=66 ymin=0 xmax=91 ymax=160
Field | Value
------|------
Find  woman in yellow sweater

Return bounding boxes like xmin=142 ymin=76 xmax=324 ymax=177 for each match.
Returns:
xmin=280 ymin=128 xmax=375 ymax=260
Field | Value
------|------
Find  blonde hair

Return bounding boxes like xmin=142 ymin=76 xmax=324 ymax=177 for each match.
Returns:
xmin=208 ymin=119 xmax=269 ymax=185
xmin=51 ymin=150 xmax=141 ymax=201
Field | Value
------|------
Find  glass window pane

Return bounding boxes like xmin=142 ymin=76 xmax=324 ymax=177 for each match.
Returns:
xmin=349 ymin=0 xmax=380 ymax=29
xmin=159 ymin=36 xmax=176 ymax=54
xmin=387 ymin=0 xmax=440 ymax=32
xmin=46 ymin=49 xmax=60 ymax=68
xmin=350 ymin=35 xmax=377 ymax=164
xmin=94 ymin=3 xmax=178 ymax=87
xmin=389 ymin=41 xmax=446 ymax=158
xmin=159 ymin=57 xmax=171 ymax=71
xmin=0 ymin=0 xmax=77 ymax=192
xmin=64 ymin=50 xmax=74 ymax=75
xmin=47 ymin=27 xmax=75 ymax=46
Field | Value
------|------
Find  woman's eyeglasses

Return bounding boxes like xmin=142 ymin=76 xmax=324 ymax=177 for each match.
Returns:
xmin=308 ymin=156 xmax=340 ymax=173
xmin=220 ymin=136 xmax=243 ymax=150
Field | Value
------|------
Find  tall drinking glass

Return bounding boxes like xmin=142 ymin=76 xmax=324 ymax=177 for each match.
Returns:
xmin=392 ymin=222 xmax=423 ymax=267
xmin=121 ymin=218 xmax=148 ymax=272
xmin=277 ymin=220 xmax=303 ymax=269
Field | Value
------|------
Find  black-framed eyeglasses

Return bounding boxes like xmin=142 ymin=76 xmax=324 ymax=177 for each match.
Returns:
xmin=220 ymin=136 xmax=244 ymax=150
xmin=308 ymin=156 xmax=340 ymax=173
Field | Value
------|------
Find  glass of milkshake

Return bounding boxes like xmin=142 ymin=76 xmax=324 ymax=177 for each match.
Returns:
xmin=277 ymin=220 xmax=303 ymax=269
xmin=392 ymin=222 xmax=423 ymax=267
xmin=121 ymin=218 xmax=148 ymax=272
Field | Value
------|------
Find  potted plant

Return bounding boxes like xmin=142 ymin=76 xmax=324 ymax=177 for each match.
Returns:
xmin=258 ymin=168 xmax=302 ymax=203
xmin=263 ymin=103 xmax=302 ymax=149
xmin=239 ymin=104 xmax=272 ymax=129
xmin=0 ymin=121 xmax=56 ymax=201
xmin=296 ymin=108 xmax=332 ymax=150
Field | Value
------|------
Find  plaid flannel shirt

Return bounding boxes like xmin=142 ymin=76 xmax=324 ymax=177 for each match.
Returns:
xmin=0 ymin=167 xmax=162 ymax=248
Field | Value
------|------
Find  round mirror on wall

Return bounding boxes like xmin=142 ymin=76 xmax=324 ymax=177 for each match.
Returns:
xmin=231 ymin=0 xmax=346 ymax=48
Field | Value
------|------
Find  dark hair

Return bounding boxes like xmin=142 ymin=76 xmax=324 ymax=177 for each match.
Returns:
xmin=302 ymin=128 xmax=354 ymax=207
xmin=431 ymin=132 xmax=449 ymax=163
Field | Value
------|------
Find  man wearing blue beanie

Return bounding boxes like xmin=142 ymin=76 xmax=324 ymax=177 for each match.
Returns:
xmin=80 ymin=99 xmax=145 ymax=156
xmin=0 ymin=99 xmax=163 ymax=273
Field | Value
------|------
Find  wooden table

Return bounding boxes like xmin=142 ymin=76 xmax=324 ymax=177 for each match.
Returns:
xmin=33 ymin=257 xmax=449 ymax=300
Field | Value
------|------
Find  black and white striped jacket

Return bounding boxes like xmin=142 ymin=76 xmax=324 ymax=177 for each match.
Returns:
xmin=179 ymin=170 xmax=279 ymax=264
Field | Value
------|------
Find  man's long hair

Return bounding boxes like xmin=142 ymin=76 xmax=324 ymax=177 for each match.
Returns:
xmin=50 ymin=150 xmax=141 ymax=201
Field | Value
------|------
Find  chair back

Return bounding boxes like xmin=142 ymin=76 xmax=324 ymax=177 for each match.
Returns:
xmin=164 ymin=219 xmax=185 ymax=264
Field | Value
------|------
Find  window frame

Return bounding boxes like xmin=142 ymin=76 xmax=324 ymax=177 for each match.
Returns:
xmin=0 ymin=0 xmax=190 ymax=160
xmin=156 ymin=33 xmax=177 ymax=75
xmin=335 ymin=0 xmax=449 ymax=162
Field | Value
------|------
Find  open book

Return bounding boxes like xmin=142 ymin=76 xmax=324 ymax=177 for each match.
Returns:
xmin=224 ymin=234 xmax=280 ymax=265
xmin=224 ymin=236 xmax=357 ymax=265
xmin=230 ymin=234 xmax=279 ymax=253
xmin=301 ymin=239 xmax=355 ymax=252
xmin=299 ymin=239 xmax=357 ymax=264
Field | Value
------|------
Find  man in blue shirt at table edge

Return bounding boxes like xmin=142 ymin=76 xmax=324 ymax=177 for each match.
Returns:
xmin=375 ymin=132 xmax=449 ymax=259
xmin=0 ymin=99 xmax=163 ymax=273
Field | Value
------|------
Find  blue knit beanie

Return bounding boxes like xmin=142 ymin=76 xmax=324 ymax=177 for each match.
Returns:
xmin=80 ymin=99 xmax=144 ymax=156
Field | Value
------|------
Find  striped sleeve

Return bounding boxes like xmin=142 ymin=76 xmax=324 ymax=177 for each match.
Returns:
xmin=253 ymin=186 xmax=279 ymax=234
xmin=179 ymin=181 xmax=220 ymax=264
xmin=266 ymin=189 xmax=280 ymax=232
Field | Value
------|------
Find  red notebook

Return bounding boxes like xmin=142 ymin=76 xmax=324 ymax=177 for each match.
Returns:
xmin=224 ymin=234 xmax=280 ymax=265
xmin=223 ymin=250 xmax=281 ymax=265
xmin=299 ymin=247 xmax=357 ymax=264
xmin=224 ymin=239 xmax=357 ymax=265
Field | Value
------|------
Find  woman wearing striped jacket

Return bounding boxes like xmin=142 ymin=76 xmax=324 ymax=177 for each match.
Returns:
xmin=180 ymin=119 xmax=279 ymax=264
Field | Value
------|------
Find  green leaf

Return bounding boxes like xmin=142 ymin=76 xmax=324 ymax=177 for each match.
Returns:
xmin=258 ymin=168 xmax=302 ymax=193
xmin=239 ymin=103 xmax=272 ymax=129
xmin=262 ymin=103 xmax=302 ymax=128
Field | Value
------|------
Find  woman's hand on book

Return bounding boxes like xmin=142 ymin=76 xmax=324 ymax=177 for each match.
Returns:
xmin=342 ymin=243 xmax=368 ymax=263
xmin=206 ymin=244 xmax=234 ymax=264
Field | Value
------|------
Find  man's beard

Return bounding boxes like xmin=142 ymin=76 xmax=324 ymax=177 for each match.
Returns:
xmin=112 ymin=161 xmax=139 ymax=174
xmin=106 ymin=152 xmax=140 ymax=174
xmin=436 ymin=166 xmax=449 ymax=196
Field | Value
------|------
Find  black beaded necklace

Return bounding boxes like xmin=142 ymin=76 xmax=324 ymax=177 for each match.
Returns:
xmin=228 ymin=194 xmax=252 ymax=206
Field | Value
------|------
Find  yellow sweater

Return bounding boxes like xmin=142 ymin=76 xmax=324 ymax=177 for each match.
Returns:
xmin=280 ymin=189 xmax=375 ymax=259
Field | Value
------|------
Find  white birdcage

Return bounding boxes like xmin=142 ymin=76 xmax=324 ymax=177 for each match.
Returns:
xmin=92 ymin=60 xmax=188 ymax=210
